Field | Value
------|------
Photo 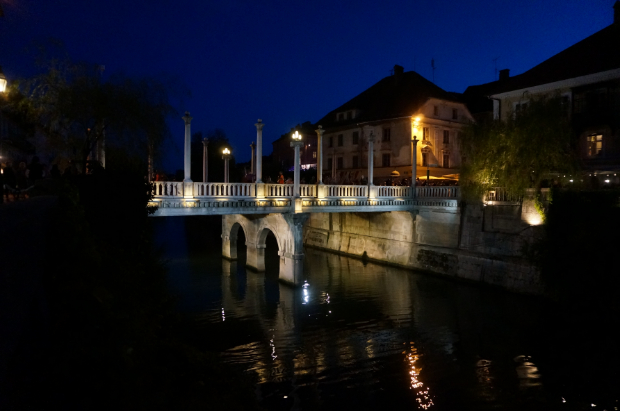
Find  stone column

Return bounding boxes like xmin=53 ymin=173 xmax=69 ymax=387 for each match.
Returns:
xmin=367 ymin=130 xmax=375 ymax=187
xmin=291 ymin=140 xmax=303 ymax=198
xmin=255 ymin=119 xmax=264 ymax=183
xmin=202 ymin=138 xmax=209 ymax=182
xmin=223 ymin=151 xmax=231 ymax=183
xmin=411 ymin=137 xmax=418 ymax=198
xmin=250 ymin=141 xmax=256 ymax=176
xmin=315 ymin=126 xmax=324 ymax=184
xmin=280 ymin=213 xmax=309 ymax=286
xmin=182 ymin=112 xmax=193 ymax=198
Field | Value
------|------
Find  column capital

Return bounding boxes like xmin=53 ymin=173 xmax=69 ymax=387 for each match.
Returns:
xmin=367 ymin=130 xmax=375 ymax=143
xmin=202 ymin=137 xmax=209 ymax=147
xmin=315 ymin=125 xmax=325 ymax=136
xmin=250 ymin=141 xmax=256 ymax=149
xmin=182 ymin=111 xmax=193 ymax=125
xmin=255 ymin=119 xmax=264 ymax=130
xmin=290 ymin=140 xmax=304 ymax=148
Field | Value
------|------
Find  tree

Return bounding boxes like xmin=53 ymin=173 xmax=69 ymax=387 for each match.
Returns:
xmin=459 ymin=95 xmax=577 ymax=201
xmin=11 ymin=58 xmax=176 ymax=173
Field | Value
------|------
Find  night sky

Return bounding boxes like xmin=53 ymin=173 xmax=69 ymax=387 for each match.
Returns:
xmin=0 ymin=0 xmax=616 ymax=169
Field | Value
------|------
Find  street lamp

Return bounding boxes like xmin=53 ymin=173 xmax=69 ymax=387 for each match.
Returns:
xmin=291 ymin=131 xmax=303 ymax=198
xmin=222 ymin=148 xmax=231 ymax=183
xmin=411 ymin=116 xmax=421 ymax=190
xmin=0 ymin=66 xmax=7 ymax=94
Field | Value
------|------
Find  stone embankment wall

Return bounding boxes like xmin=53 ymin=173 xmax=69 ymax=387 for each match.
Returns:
xmin=303 ymin=200 xmax=545 ymax=295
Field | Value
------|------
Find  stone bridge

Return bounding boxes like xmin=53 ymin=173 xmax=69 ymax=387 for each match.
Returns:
xmin=150 ymin=182 xmax=459 ymax=286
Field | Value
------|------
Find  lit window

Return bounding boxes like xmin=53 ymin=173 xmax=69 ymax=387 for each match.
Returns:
xmin=423 ymin=127 xmax=430 ymax=139
xmin=313 ymin=151 xmax=316 ymax=159
xmin=587 ymin=134 xmax=603 ymax=157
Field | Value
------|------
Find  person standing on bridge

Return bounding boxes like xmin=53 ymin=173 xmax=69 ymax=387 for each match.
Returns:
xmin=278 ymin=172 xmax=284 ymax=184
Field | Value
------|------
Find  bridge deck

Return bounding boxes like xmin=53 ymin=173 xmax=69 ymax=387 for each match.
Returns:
xmin=149 ymin=182 xmax=459 ymax=216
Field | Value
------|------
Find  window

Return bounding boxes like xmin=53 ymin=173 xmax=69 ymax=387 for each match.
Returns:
xmin=452 ymin=108 xmax=458 ymax=120
xmin=433 ymin=106 xmax=438 ymax=116
xmin=313 ymin=151 xmax=317 ymax=159
xmin=338 ymin=134 xmax=343 ymax=146
xmin=382 ymin=153 xmax=390 ymax=167
xmin=382 ymin=128 xmax=391 ymax=142
xmin=327 ymin=157 xmax=333 ymax=170
xmin=328 ymin=136 xmax=333 ymax=148
xmin=345 ymin=112 xmax=350 ymax=120
xmin=443 ymin=153 xmax=450 ymax=168
xmin=347 ymin=111 xmax=352 ymax=119
xmin=443 ymin=130 xmax=450 ymax=144
xmin=422 ymin=152 xmax=428 ymax=167
xmin=337 ymin=157 xmax=343 ymax=169
xmin=423 ymin=127 xmax=430 ymax=139
xmin=337 ymin=113 xmax=344 ymax=121
xmin=352 ymin=131 xmax=359 ymax=145
xmin=587 ymin=134 xmax=603 ymax=157
xmin=352 ymin=155 xmax=359 ymax=168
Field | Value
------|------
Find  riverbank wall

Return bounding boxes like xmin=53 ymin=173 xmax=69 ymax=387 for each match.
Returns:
xmin=302 ymin=200 xmax=546 ymax=295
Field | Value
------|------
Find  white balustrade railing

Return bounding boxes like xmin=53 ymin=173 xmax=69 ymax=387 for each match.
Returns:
xmin=378 ymin=186 xmax=411 ymax=197
xmin=194 ymin=182 xmax=256 ymax=198
xmin=326 ymin=185 xmax=367 ymax=198
xmin=265 ymin=183 xmax=294 ymax=197
xmin=416 ymin=186 xmax=459 ymax=198
xmin=299 ymin=184 xmax=316 ymax=197
xmin=152 ymin=181 xmax=184 ymax=197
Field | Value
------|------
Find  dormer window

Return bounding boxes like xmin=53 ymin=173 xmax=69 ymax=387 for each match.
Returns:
xmin=337 ymin=113 xmax=344 ymax=121
xmin=452 ymin=108 xmax=458 ymax=120
xmin=433 ymin=106 xmax=439 ymax=116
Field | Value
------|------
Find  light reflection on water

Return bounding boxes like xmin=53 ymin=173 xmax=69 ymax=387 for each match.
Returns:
xmin=155 ymin=216 xmax=619 ymax=410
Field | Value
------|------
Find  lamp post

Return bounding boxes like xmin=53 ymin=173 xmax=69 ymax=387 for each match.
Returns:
xmin=255 ymin=119 xmax=264 ymax=183
xmin=315 ymin=125 xmax=324 ymax=185
xmin=411 ymin=116 xmax=420 ymax=195
xmin=249 ymin=141 xmax=256 ymax=177
xmin=367 ymin=130 xmax=375 ymax=187
xmin=421 ymin=138 xmax=433 ymax=183
xmin=202 ymin=138 xmax=209 ymax=182
xmin=222 ymin=148 xmax=231 ymax=183
xmin=291 ymin=130 xmax=303 ymax=198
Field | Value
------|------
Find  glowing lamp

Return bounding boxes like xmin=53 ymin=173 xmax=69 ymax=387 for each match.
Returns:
xmin=0 ymin=66 xmax=7 ymax=93
xmin=292 ymin=130 xmax=302 ymax=141
xmin=222 ymin=148 xmax=230 ymax=155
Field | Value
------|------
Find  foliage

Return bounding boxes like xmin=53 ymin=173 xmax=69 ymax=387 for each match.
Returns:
xmin=460 ymin=95 xmax=577 ymax=201
xmin=10 ymin=57 xmax=176 ymax=173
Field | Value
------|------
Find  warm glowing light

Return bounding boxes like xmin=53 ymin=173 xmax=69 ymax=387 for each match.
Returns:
xmin=605 ymin=179 xmax=610 ymax=183
xmin=292 ymin=130 xmax=302 ymax=141
xmin=223 ymin=148 xmax=231 ymax=155
xmin=405 ymin=342 xmax=434 ymax=409
xmin=0 ymin=66 xmax=7 ymax=93
xmin=569 ymin=180 xmax=573 ymax=183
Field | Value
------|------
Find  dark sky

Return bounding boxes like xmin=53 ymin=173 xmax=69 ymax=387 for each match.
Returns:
xmin=0 ymin=0 xmax=615 ymax=169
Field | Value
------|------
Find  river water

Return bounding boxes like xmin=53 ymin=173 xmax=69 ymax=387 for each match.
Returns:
xmin=154 ymin=216 xmax=619 ymax=410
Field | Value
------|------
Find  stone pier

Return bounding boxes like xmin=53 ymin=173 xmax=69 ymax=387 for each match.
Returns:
xmin=222 ymin=213 xmax=309 ymax=286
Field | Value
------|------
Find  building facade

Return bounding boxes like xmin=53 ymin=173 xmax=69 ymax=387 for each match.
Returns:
xmin=316 ymin=65 xmax=473 ymax=184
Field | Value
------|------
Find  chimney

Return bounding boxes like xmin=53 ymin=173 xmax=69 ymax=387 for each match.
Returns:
xmin=615 ymin=1 xmax=620 ymax=24
xmin=394 ymin=64 xmax=404 ymax=83
xmin=499 ymin=69 xmax=510 ymax=81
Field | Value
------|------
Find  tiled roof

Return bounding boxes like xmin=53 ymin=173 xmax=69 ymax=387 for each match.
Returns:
xmin=465 ymin=22 xmax=620 ymax=98
xmin=315 ymin=69 xmax=458 ymax=128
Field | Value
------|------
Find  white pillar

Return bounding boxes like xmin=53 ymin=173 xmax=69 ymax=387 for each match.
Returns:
xmin=202 ymin=138 xmax=209 ymax=182
xmin=223 ymin=155 xmax=230 ymax=183
xmin=367 ymin=131 xmax=375 ymax=186
xmin=291 ymin=140 xmax=303 ymax=197
xmin=411 ymin=138 xmax=418 ymax=198
xmin=182 ymin=112 xmax=193 ymax=183
xmin=255 ymin=119 xmax=264 ymax=183
xmin=315 ymin=126 xmax=324 ymax=184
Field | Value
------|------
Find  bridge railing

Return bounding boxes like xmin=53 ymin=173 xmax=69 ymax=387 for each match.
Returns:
xmin=326 ymin=185 xmax=367 ymax=198
xmin=152 ymin=181 xmax=184 ymax=197
xmin=378 ymin=186 xmax=411 ymax=197
xmin=299 ymin=184 xmax=316 ymax=197
xmin=194 ymin=182 xmax=256 ymax=198
xmin=416 ymin=186 xmax=459 ymax=199
xmin=265 ymin=183 xmax=294 ymax=197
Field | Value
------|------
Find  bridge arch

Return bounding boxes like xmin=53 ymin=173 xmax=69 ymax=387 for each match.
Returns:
xmin=222 ymin=213 xmax=309 ymax=285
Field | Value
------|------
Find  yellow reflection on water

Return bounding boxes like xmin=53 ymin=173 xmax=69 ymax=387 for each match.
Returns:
xmin=404 ymin=342 xmax=434 ymax=409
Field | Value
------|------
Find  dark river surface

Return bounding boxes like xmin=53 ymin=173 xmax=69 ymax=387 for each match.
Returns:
xmin=153 ymin=216 xmax=619 ymax=411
